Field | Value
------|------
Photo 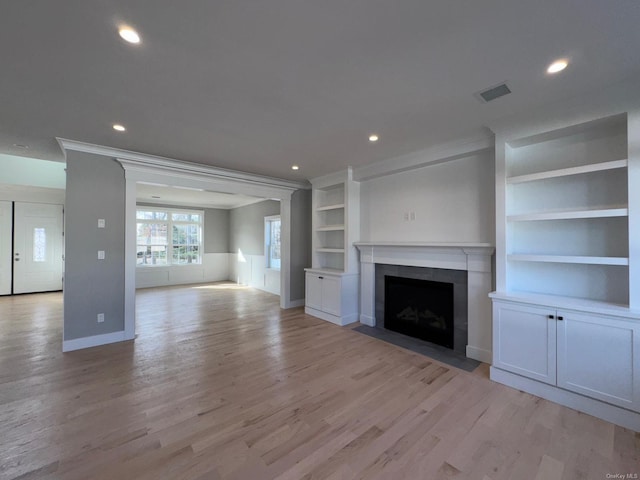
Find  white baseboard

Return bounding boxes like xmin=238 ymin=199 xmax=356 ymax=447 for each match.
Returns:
xmin=490 ymin=366 xmax=640 ymax=431
xmin=305 ymin=307 xmax=358 ymax=326
xmin=285 ymin=299 xmax=305 ymax=308
xmin=63 ymin=330 xmax=129 ymax=352
xmin=359 ymin=314 xmax=375 ymax=326
xmin=466 ymin=345 xmax=492 ymax=364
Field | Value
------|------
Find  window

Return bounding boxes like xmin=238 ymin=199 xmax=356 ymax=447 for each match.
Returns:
xmin=265 ymin=215 xmax=281 ymax=270
xmin=136 ymin=208 xmax=203 ymax=266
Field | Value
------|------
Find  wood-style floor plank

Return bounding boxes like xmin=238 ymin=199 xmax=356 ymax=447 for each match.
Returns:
xmin=0 ymin=283 xmax=638 ymax=479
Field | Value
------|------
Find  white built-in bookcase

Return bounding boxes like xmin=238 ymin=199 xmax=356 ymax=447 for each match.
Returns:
xmin=497 ymin=113 xmax=637 ymax=309
xmin=305 ymin=168 xmax=360 ymax=326
xmin=311 ymin=167 xmax=360 ymax=274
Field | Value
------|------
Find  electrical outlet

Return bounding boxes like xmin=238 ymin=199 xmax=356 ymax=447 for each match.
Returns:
xmin=410 ymin=211 xmax=416 ymax=221
xmin=403 ymin=212 xmax=409 ymax=221
xmin=98 ymin=218 xmax=105 ymax=228
xmin=98 ymin=250 xmax=105 ymax=260
xmin=97 ymin=313 xmax=105 ymax=323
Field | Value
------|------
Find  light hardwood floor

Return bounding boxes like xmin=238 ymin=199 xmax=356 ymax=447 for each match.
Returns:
xmin=0 ymin=283 xmax=638 ymax=480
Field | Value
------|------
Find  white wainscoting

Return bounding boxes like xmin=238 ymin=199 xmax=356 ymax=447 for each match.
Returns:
xmin=229 ymin=253 xmax=281 ymax=296
xmin=136 ymin=253 xmax=230 ymax=289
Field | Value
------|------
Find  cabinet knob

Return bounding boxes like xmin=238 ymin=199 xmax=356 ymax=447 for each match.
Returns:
xmin=548 ymin=314 xmax=554 ymax=319
xmin=557 ymin=316 xmax=564 ymax=321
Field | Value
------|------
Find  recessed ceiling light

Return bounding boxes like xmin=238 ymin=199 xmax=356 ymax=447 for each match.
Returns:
xmin=118 ymin=27 xmax=141 ymax=44
xmin=369 ymin=134 xmax=379 ymax=142
xmin=151 ymin=195 xmax=161 ymax=199
xmin=547 ymin=59 xmax=568 ymax=74
xmin=113 ymin=124 xmax=126 ymax=132
xmin=291 ymin=165 xmax=299 ymax=170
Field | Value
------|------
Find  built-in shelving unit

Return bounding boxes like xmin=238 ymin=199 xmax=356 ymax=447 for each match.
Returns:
xmin=305 ymin=168 xmax=360 ymax=325
xmin=500 ymin=113 xmax=632 ymax=306
xmin=490 ymin=109 xmax=640 ymax=429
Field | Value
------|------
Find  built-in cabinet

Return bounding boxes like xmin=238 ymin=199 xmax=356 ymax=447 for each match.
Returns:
xmin=305 ymin=168 xmax=360 ymax=325
xmin=492 ymin=298 xmax=639 ymax=412
xmin=491 ymin=110 xmax=640 ymax=429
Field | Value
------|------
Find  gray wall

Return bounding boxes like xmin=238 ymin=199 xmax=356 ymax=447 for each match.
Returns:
xmin=229 ymin=200 xmax=280 ymax=255
xmin=138 ymin=202 xmax=229 ymax=253
xmin=204 ymin=208 xmax=229 ymax=253
xmin=64 ymin=151 xmax=125 ymax=340
xmin=289 ymin=189 xmax=311 ymax=301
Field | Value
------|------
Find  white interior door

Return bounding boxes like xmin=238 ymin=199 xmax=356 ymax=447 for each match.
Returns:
xmin=0 ymin=201 xmax=12 ymax=295
xmin=13 ymin=202 xmax=64 ymax=294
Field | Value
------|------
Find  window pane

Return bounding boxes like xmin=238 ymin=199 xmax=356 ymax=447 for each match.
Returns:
xmin=270 ymin=220 xmax=281 ymax=261
xmin=172 ymin=212 xmax=189 ymax=221
xmin=172 ymin=245 xmax=199 ymax=264
xmin=136 ymin=245 xmax=167 ymax=265
xmin=266 ymin=218 xmax=281 ymax=269
xmin=136 ymin=223 xmax=168 ymax=246
xmin=137 ymin=210 xmax=167 ymax=220
xmin=33 ymin=228 xmax=46 ymax=262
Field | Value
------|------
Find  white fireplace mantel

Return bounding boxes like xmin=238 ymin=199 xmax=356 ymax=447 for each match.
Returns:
xmin=355 ymin=242 xmax=495 ymax=363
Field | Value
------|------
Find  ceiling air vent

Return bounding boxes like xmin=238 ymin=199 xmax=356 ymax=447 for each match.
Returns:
xmin=475 ymin=82 xmax=511 ymax=103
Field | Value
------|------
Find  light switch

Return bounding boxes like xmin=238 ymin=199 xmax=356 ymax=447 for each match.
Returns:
xmin=98 ymin=250 xmax=105 ymax=260
xmin=98 ymin=219 xmax=106 ymax=228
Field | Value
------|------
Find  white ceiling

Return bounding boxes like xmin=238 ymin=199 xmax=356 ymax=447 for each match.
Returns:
xmin=136 ymin=183 xmax=269 ymax=209
xmin=1 ymin=0 xmax=639 ymax=181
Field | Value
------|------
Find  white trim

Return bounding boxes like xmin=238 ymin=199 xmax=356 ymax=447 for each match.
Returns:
xmin=288 ymin=299 xmax=305 ymax=308
xmin=490 ymin=367 xmax=640 ymax=431
xmin=63 ymin=330 xmax=129 ymax=352
xmin=466 ymin=345 xmax=492 ymax=364
xmin=352 ymin=134 xmax=494 ymax=181
xmin=57 ymin=138 xmax=309 ymax=191
xmin=305 ymin=306 xmax=358 ymax=326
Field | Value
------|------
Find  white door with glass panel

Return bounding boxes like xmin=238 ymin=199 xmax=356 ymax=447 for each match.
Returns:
xmin=13 ymin=202 xmax=64 ymax=294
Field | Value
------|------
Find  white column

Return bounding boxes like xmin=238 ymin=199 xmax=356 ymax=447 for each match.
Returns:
xmin=465 ymin=250 xmax=494 ymax=363
xmin=359 ymin=256 xmax=375 ymax=326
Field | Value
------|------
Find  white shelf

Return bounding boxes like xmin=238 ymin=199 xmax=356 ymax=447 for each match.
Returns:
xmin=508 ymin=254 xmax=629 ymax=266
xmin=316 ymin=203 xmax=345 ymax=212
xmin=490 ymin=291 xmax=639 ymax=319
xmin=508 ymin=207 xmax=628 ymax=222
xmin=316 ymin=224 xmax=345 ymax=231
xmin=507 ymin=159 xmax=627 ymax=184
xmin=316 ymin=248 xmax=345 ymax=253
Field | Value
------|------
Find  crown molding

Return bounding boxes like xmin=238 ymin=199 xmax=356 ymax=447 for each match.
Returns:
xmin=56 ymin=138 xmax=310 ymax=191
xmin=352 ymin=133 xmax=494 ymax=182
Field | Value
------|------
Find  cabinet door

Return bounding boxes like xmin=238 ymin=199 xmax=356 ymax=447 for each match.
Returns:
xmin=305 ymin=274 xmax=323 ymax=311
xmin=557 ymin=311 xmax=640 ymax=412
xmin=493 ymin=302 xmax=557 ymax=385
xmin=321 ymin=275 xmax=341 ymax=316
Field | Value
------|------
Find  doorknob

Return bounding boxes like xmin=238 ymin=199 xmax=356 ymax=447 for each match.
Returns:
xmin=14 ymin=258 xmax=20 ymax=261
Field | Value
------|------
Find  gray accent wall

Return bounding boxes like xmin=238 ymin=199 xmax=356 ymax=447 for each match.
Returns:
xmin=204 ymin=208 xmax=230 ymax=253
xmin=229 ymin=200 xmax=280 ymax=255
xmin=289 ymin=189 xmax=311 ymax=302
xmin=64 ymin=151 xmax=125 ymax=340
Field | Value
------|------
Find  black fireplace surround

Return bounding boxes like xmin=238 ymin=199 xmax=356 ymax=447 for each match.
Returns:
xmin=375 ymin=264 xmax=468 ymax=355
xmin=384 ymin=275 xmax=454 ymax=349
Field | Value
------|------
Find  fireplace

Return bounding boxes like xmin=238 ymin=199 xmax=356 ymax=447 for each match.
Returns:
xmin=355 ymin=242 xmax=495 ymax=363
xmin=384 ymin=275 xmax=454 ymax=348
xmin=375 ymin=264 xmax=468 ymax=355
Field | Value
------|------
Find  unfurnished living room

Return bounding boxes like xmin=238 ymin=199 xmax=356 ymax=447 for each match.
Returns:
xmin=1 ymin=1 xmax=639 ymax=479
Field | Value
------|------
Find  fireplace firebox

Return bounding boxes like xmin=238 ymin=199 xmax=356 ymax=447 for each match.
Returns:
xmin=384 ymin=275 xmax=454 ymax=349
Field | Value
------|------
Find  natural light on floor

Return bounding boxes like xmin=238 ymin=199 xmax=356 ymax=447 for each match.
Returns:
xmin=192 ymin=283 xmax=250 ymax=290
